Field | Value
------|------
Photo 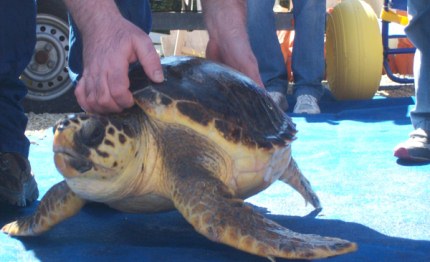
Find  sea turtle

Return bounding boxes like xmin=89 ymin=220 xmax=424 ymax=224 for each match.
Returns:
xmin=2 ymin=57 xmax=357 ymax=260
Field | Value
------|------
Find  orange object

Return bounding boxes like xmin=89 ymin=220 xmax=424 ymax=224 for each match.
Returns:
xmin=386 ymin=38 xmax=415 ymax=75
xmin=385 ymin=10 xmax=414 ymax=76
xmin=277 ymin=29 xmax=295 ymax=82
xmin=395 ymin=38 xmax=414 ymax=75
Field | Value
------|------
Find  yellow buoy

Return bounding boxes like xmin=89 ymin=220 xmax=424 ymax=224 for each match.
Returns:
xmin=326 ymin=0 xmax=383 ymax=100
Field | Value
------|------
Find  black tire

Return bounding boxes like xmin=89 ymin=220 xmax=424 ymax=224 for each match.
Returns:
xmin=22 ymin=0 xmax=82 ymax=113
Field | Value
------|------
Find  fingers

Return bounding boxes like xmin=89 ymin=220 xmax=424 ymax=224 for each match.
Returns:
xmin=206 ymin=39 xmax=264 ymax=88
xmin=236 ymin=54 xmax=264 ymax=87
xmin=74 ymin=80 xmax=90 ymax=112
xmin=75 ymin=20 xmax=161 ymax=114
xmin=75 ymin=50 xmax=132 ymax=113
xmin=107 ymin=59 xmax=134 ymax=109
xmin=133 ymin=34 xmax=164 ymax=83
xmin=205 ymin=41 xmax=221 ymax=62
xmin=75 ymin=74 xmax=123 ymax=114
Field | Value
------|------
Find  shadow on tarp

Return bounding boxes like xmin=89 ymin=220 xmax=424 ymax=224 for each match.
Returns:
xmin=287 ymin=90 xmax=414 ymax=126
xmin=1 ymin=202 xmax=429 ymax=262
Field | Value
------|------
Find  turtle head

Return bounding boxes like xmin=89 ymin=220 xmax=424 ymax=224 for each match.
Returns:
xmin=53 ymin=110 xmax=144 ymax=199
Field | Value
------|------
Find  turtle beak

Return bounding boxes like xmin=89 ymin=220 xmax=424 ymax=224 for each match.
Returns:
xmin=68 ymin=153 xmax=93 ymax=173
xmin=54 ymin=151 xmax=93 ymax=176
xmin=53 ymin=123 xmax=77 ymax=154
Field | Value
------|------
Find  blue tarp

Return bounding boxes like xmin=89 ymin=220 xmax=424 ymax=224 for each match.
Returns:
xmin=1 ymin=92 xmax=429 ymax=261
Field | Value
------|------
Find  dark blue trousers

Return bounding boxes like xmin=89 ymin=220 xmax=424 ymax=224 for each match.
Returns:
xmin=0 ymin=1 xmax=36 ymax=158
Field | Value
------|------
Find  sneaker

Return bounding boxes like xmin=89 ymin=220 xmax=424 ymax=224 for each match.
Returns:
xmin=394 ymin=128 xmax=430 ymax=162
xmin=0 ymin=152 xmax=39 ymax=206
xmin=293 ymin=94 xmax=321 ymax=114
xmin=268 ymin=91 xmax=289 ymax=111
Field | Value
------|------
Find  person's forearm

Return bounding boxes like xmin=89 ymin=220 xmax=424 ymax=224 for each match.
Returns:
xmin=201 ymin=0 xmax=248 ymax=42
xmin=63 ymin=0 xmax=122 ymax=39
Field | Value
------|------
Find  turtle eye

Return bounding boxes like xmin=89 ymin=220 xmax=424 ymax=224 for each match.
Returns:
xmin=53 ymin=119 xmax=70 ymax=134
xmin=79 ymin=119 xmax=105 ymax=148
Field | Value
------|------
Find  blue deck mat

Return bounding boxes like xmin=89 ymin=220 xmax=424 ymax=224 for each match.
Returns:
xmin=1 ymin=92 xmax=429 ymax=261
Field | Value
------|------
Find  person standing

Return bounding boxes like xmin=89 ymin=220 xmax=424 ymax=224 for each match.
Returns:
xmin=0 ymin=1 xmax=39 ymax=207
xmin=247 ymin=0 xmax=326 ymax=113
xmin=394 ymin=0 xmax=430 ymax=162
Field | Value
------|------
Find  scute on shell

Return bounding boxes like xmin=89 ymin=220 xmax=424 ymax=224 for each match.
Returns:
xmin=129 ymin=57 xmax=297 ymax=149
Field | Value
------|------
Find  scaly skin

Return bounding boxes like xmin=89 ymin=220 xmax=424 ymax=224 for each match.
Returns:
xmin=280 ymin=158 xmax=322 ymax=209
xmin=169 ymin=168 xmax=357 ymax=260
xmin=2 ymin=181 xmax=85 ymax=236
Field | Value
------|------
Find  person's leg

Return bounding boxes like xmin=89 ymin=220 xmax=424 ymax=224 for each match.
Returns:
xmin=407 ymin=2 xmax=430 ymax=131
xmin=247 ymin=0 xmax=289 ymax=110
xmin=291 ymin=0 xmax=325 ymax=113
xmin=411 ymin=50 xmax=430 ymax=130
xmin=0 ymin=1 xmax=39 ymax=205
xmin=394 ymin=0 xmax=430 ymax=162
xmin=68 ymin=0 xmax=153 ymax=82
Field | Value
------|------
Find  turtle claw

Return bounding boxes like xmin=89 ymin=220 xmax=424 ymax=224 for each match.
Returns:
xmin=279 ymin=158 xmax=322 ymax=209
xmin=2 ymin=213 xmax=35 ymax=237
xmin=2 ymin=220 xmax=25 ymax=236
xmin=275 ymin=235 xmax=357 ymax=259
xmin=2 ymin=181 xmax=86 ymax=237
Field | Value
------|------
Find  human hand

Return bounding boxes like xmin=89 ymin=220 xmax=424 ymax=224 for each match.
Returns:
xmin=206 ymin=39 xmax=263 ymax=87
xmin=202 ymin=0 xmax=264 ymax=87
xmin=66 ymin=0 xmax=163 ymax=114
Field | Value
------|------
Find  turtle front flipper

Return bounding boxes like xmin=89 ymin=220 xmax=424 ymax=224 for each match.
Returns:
xmin=2 ymin=181 xmax=85 ymax=236
xmin=170 ymin=172 xmax=356 ymax=260
xmin=279 ymin=157 xmax=322 ymax=209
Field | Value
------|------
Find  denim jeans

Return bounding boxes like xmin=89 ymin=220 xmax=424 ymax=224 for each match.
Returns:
xmin=406 ymin=0 xmax=430 ymax=131
xmin=247 ymin=0 xmax=325 ymax=100
xmin=68 ymin=0 xmax=152 ymax=82
xmin=0 ymin=1 xmax=36 ymax=158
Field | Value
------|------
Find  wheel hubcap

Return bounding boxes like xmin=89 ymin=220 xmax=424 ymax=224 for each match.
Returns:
xmin=22 ymin=14 xmax=72 ymax=101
